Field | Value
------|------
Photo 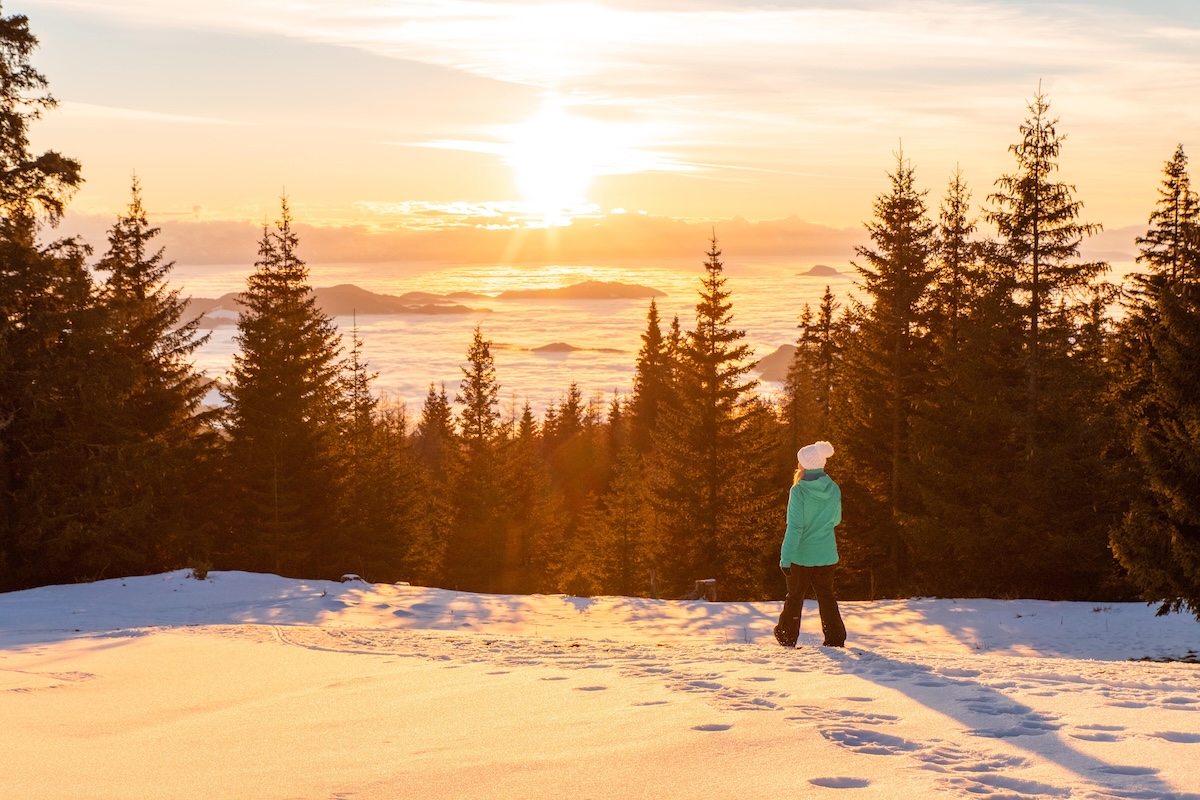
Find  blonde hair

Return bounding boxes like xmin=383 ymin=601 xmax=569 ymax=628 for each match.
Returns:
xmin=793 ymin=466 xmax=805 ymax=485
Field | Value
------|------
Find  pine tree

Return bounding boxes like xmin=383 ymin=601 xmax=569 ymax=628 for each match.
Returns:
xmin=411 ymin=383 xmax=457 ymax=585
xmin=977 ymin=91 xmax=1119 ymax=598
xmin=221 ymin=199 xmax=347 ymax=577
xmin=630 ymin=299 xmax=670 ymax=453
xmin=932 ymin=168 xmax=983 ymax=351
xmin=447 ymin=325 xmax=508 ymax=591
xmin=782 ymin=287 xmax=842 ymax=456
xmin=331 ymin=322 xmax=395 ymax=580
xmin=0 ymin=7 xmax=80 ymax=224
xmin=902 ymin=169 xmax=1021 ymax=594
xmin=503 ymin=409 xmax=565 ymax=593
xmin=456 ymin=325 xmax=500 ymax=449
xmin=0 ymin=5 xmax=92 ymax=589
xmin=1111 ymin=146 xmax=1200 ymax=617
xmin=986 ymin=88 xmax=1103 ymax=457
xmin=1135 ymin=145 xmax=1199 ymax=284
xmin=569 ymin=442 xmax=659 ymax=597
xmin=837 ymin=150 xmax=938 ymax=595
xmin=85 ymin=179 xmax=219 ymax=573
xmin=648 ymin=235 xmax=777 ymax=599
xmin=782 ymin=305 xmax=820 ymax=455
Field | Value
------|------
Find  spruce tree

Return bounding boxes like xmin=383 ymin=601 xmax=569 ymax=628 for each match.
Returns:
xmin=1135 ymin=145 xmax=1198 ymax=284
xmin=0 ymin=7 xmax=80 ymax=223
xmin=932 ymin=168 xmax=983 ymax=351
xmin=411 ymin=383 xmax=457 ymax=585
xmin=1111 ymin=146 xmax=1200 ymax=616
xmin=782 ymin=305 xmax=821 ymax=456
xmin=782 ymin=287 xmax=842 ymax=456
xmin=648 ymin=235 xmax=776 ymax=599
xmin=447 ymin=325 xmax=508 ymax=591
xmin=630 ymin=299 xmax=670 ymax=453
xmin=979 ymin=91 xmax=1119 ymax=598
xmin=503 ymin=409 xmax=566 ymax=594
xmin=0 ymin=5 xmax=92 ymax=589
xmin=331 ymin=322 xmax=398 ymax=580
xmin=221 ymin=199 xmax=347 ymax=577
xmin=986 ymin=88 xmax=1103 ymax=457
xmin=837 ymin=150 xmax=937 ymax=595
xmin=86 ymin=179 xmax=218 ymax=573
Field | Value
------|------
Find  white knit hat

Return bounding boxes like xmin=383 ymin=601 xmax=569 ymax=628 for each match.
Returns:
xmin=797 ymin=441 xmax=835 ymax=470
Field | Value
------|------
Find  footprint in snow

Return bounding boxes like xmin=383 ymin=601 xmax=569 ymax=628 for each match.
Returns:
xmin=1106 ymin=700 xmax=1150 ymax=709
xmin=968 ymin=717 xmax=1062 ymax=739
xmin=1161 ymin=696 xmax=1199 ymax=709
xmin=576 ymin=685 xmax=608 ymax=692
xmin=1069 ymin=723 xmax=1126 ymax=743
xmin=692 ymin=724 xmax=732 ymax=732
xmin=808 ymin=777 xmax=870 ymax=789
xmin=786 ymin=705 xmax=898 ymax=726
xmin=1149 ymin=731 xmax=1200 ymax=743
xmin=1095 ymin=765 xmax=1160 ymax=776
xmin=820 ymin=727 xmax=922 ymax=755
xmin=918 ymin=742 xmax=1028 ymax=774
xmin=939 ymin=773 xmax=1070 ymax=798
xmin=1070 ymin=731 xmax=1124 ymax=742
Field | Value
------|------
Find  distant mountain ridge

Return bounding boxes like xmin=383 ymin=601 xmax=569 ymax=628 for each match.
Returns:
xmin=186 ymin=280 xmax=665 ymax=327
xmin=497 ymin=280 xmax=665 ymax=300
xmin=185 ymin=285 xmax=484 ymax=327
xmin=799 ymin=264 xmax=848 ymax=279
xmin=754 ymin=343 xmax=796 ymax=382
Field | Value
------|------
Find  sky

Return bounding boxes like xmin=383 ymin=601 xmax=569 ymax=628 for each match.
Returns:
xmin=13 ymin=0 xmax=1200 ymax=264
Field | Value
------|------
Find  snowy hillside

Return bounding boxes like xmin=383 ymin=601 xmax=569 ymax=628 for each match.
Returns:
xmin=2 ymin=571 xmax=1198 ymax=799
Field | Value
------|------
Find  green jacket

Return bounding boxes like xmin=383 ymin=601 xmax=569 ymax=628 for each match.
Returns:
xmin=779 ymin=469 xmax=842 ymax=567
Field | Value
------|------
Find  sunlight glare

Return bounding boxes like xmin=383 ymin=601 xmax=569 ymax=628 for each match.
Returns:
xmin=504 ymin=98 xmax=666 ymax=225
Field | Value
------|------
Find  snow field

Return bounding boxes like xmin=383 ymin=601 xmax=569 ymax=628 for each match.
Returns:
xmin=1 ymin=571 xmax=1198 ymax=799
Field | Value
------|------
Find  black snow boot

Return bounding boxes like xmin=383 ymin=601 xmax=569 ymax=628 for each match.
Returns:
xmin=773 ymin=624 xmax=797 ymax=648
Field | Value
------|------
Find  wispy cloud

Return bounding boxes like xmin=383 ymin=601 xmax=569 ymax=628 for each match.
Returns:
xmin=29 ymin=0 xmax=1200 ymax=228
xmin=59 ymin=101 xmax=248 ymax=126
xmin=37 ymin=1 xmax=1200 ymax=146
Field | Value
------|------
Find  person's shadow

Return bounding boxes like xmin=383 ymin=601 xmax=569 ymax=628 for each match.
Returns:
xmin=811 ymin=646 xmax=1199 ymax=799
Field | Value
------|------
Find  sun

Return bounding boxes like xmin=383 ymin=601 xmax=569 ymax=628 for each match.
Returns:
xmin=505 ymin=104 xmax=600 ymax=222
xmin=504 ymin=98 xmax=661 ymax=224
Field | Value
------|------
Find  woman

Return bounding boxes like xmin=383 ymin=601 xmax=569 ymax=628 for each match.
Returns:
xmin=774 ymin=440 xmax=846 ymax=648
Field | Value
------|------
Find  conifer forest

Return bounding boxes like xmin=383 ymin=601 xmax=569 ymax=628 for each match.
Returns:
xmin=2 ymin=7 xmax=1199 ymax=616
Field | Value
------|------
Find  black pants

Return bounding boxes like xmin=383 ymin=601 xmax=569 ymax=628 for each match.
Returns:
xmin=777 ymin=564 xmax=846 ymax=647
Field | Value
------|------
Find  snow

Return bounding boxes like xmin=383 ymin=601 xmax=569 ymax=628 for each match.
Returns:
xmin=1 ymin=571 xmax=1198 ymax=799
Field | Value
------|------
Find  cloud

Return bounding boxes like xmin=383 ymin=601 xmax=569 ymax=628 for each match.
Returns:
xmin=37 ymin=2 xmax=1200 ymax=129
xmin=29 ymin=0 xmax=1200 ymax=228
xmin=60 ymin=208 xmax=867 ymax=267
xmin=58 ymin=102 xmax=248 ymax=126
